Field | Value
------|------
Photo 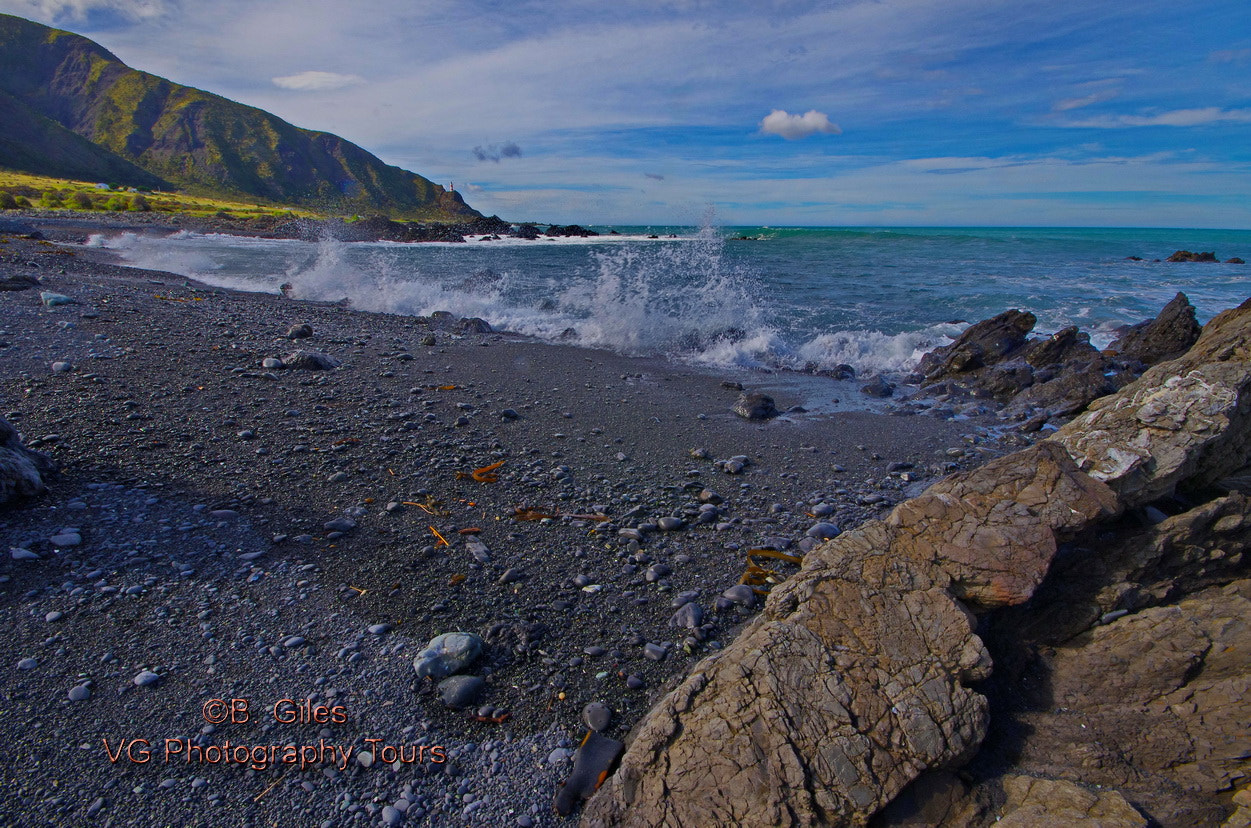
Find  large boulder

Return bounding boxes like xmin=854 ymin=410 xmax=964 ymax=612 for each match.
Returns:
xmin=1108 ymin=292 xmax=1201 ymax=366
xmin=0 ymin=417 xmax=56 ymax=505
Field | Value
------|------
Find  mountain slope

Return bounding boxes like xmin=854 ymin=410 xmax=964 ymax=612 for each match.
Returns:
xmin=0 ymin=13 xmax=478 ymax=219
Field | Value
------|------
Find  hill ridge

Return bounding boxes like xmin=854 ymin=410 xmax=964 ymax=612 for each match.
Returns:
xmin=0 ymin=13 xmax=479 ymax=220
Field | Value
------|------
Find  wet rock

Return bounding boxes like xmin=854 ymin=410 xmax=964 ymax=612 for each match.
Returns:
xmin=456 ymin=317 xmax=493 ymax=334
xmin=669 ymin=602 xmax=703 ymax=629
xmin=286 ymin=323 xmax=313 ymax=339
xmin=1108 ymin=292 xmax=1201 ymax=366
xmin=732 ymin=393 xmax=779 ymax=421
xmin=413 ymin=632 xmax=483 ymax=680
xmin=281 ymin=350 xmax=340 ymax=371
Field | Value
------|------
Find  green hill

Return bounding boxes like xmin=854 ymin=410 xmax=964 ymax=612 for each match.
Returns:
xmin=0 ymin=13 xmax=479 ymax=220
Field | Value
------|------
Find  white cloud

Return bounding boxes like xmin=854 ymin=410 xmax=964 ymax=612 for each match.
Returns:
xmin=272 ymin=71 xmax=365 ymax=91
xmin=759 ymin=109 xmax=842 ymax=139
xmin=9 ymin=0 xmax=167 ymax=22
xmin=1052 ymin=88 xmax=1119 ymax=111
xmin=1063 ymin=107 xmax=1251 ymax=127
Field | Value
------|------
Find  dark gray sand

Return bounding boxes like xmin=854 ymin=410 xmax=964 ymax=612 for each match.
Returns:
xmin=0 ymin=226 xmax=1013 ymax=826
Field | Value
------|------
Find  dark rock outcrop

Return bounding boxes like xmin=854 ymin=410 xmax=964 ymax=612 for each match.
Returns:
xmin=917 ymin=309 xmax=1036 ymax=380
xmin=915 ymin=293 xmax=1206 ymax=428
xmin=546 ymin=224 xmax=599 ymax=237
xmin=0 ymin=416 xmax=56 ymax=505
xmin=1166 ymin=250 xmax=1218 ymax=262
xmin=1108 ymin=292 xmax=1201 ymax=366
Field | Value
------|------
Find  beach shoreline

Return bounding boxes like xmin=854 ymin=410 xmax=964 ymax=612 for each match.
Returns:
xmin=0 ymin=220 xmax=1013 ymax=825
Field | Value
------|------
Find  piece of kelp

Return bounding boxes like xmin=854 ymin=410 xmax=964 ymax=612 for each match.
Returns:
xmin=553 ymin=731 xmax=624 ymax=816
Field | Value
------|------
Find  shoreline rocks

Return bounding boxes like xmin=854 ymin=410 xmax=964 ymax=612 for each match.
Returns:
xmin=583 ymin=297 xmax=1251 ymax=826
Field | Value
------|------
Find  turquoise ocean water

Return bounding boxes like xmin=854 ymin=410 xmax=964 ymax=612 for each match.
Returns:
xmin=91 ymin=225 xmax=1251 ymax=377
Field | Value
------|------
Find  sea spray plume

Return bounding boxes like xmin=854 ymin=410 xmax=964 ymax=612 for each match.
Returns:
xmin=556 ymin=226 xmax=776 ymax=366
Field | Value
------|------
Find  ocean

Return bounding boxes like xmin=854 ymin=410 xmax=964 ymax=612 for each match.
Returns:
xmin=89 ymin=225 xmax=1251 ymax=377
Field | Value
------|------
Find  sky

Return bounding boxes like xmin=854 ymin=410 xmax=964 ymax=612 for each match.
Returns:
xmin=3 ymin=0 xmax=1250 ymax=227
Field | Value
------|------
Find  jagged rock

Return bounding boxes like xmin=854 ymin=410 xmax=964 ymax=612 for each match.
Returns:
xmin=281 ymin=350 xmax=340 ymax=371
xmin=993 ymin=776 xmax=1147 ymax=827
xmin=0 ymin=416 xmax=57 ymax=505
xmin=1166 ymin=250 xmax=1218 ymax=262
xmin=1005 ymin=359 xmax=1119 ymax=419
xmin=1228 ymin=258 xmax=1246 ymax=265
xmin=731 ymin=392 xmax=779 ymax=420
xmin=918 ymin=309 xmax=1036 ymax=380
xmin=1001 ymin=581 xmax=1251 ymax=825
xmin=1108 ymin=292 xmax=1201 ymax=366
xmin=1047 ymin=298 xmax=1251 ymax=507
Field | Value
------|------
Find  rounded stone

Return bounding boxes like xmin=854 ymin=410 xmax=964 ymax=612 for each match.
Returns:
xmin=68 ymin=684 xmax=91 ymax=702
xmin=413 ymin=632 xmax=484 ymax=680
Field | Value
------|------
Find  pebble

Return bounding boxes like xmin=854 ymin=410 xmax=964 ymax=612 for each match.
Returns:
xmin=51 ymin=360 xmax=73 ymax=373
xmin=326 ymin=472 xmax=349 ymax=483
xmin=643 ymin=643 xmax=668 ymax=661
xmin=625 ymin=675 xmax=646 ymax=690
xmin=17 ymin=657 xmax=38 ymax=670
xmin=657 ymin=516 xmax=684 ymax=531
xmin=10 ymin=547 xmax=39 ymax=561
xmin=381 ymin=805 xmax=402 ymax=826
xmin=45 ymin=611 xmax=63 ymax=622
xmin=357 ymin=751 xmax=375 ymax=769
xmin=367 ymin=624 xmax=392 ymax=635
xmin=497 ymin=568 xmax=524 ymax=585
xmin=49 ymin=532 xmax=82 ymax=547
xmin=69 ymin=684 xmax=91 ymax=701
xmin=581 ymin=702 xmax=612 ymax=732
xmin=261 ymin=357 xmax=284 ymax=369
xmin=438 ymin=675 xmax=485 ymax=709
xmin=133 ymin=670 xmax=161 ymax=687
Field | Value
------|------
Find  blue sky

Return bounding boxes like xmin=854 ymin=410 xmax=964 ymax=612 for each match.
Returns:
xmin=4 ymin=0 xmax=1250 ymax=226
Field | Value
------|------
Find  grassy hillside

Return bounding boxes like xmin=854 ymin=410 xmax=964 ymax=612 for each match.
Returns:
xmin=0 ymin=169 xmax=317 ymax=219
xmin=0 ymin=13 xmax=479 ymax=221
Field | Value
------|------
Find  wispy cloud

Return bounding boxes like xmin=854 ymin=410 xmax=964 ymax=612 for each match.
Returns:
xmin=1209 ymin=48 xmax=1251 ymax=64
xmin=272 ymin=71 xmax=365 ymax=91
xmin=1063 ymin=107 xmax=1251 ymax=128
xmin=1052 ymin=88 xmax=1119 ymax=111
xmin=644 ymin=172 xmax=665 ymax=181
xmin=472 ymin=142 xmax=523 ymax=162
xmin=10 ymin=0 xmax=168 ymax=22
xmin=759 ymin=109 xmax=841 ymax=140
